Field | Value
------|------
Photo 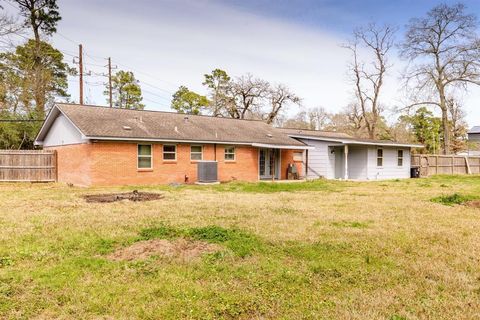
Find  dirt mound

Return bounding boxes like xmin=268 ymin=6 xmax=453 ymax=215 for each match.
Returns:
xmin=83 ymin=190 xmax=163 ymax=203
xmin=107 ymin=239 xmax=222 ymax=261
xmin=465 ymin=200 xmax=480 ymax=208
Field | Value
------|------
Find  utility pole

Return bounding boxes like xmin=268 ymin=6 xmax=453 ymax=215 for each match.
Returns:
xmin=79 ymin=44 xmax=84 ymax=105
xmin=108 ymin=57 xmax=112 ymax=107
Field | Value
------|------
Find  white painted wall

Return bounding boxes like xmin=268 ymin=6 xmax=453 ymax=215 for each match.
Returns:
xmin=347 ymin=146 xmax=368 ymax=179
xmin=301 ymin=139 xmax=335 ymax=179
xmin=366 ymin=147 xmax=411 ymax=180
xmin=297 ymin=138 xmax=411 ymax=180
xmin=43 ymin=114 xmax=87 ymax=147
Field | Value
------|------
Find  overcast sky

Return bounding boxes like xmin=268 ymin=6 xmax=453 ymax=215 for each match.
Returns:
xmin=5 ymin=0 xmax=480 ymax=126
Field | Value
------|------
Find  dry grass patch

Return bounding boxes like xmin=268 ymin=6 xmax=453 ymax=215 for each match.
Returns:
xmin=1 ymin=176 xmax=480 ymax=319
xmin=106 ymin=239 xmax=222 ymax=261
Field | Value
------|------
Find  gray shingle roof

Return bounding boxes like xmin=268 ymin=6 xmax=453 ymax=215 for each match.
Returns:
xmin=280 ymin=127 xmax=423 ymax=147
xmin=40 ymin=103 xmax=306 ymax=147
xmin=468 ymin=126 xmax=480 ymax=134
xmin=278 ymin=128 xmax=353 ymax=139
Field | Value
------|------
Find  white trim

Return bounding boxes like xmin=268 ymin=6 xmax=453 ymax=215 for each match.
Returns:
xmin=252 ymin=143 xmax=313 ymax=150
xmin=35 ymin=105 xmax=88 ymax=145
xmin=137 ymin=144 xmax=153 ymax=169
xmin=376 ymin=148 xmax=384 ymax=167
xmin=397 ymin=149 xmax=404 ymax=167
xmin=288 ymin=134 xmax=423 ymax=148
xmin=224 ymin=146 xmax=236 ymax=161
xmin=190 ymin=145 xmax=203 ymax=161
xmin=162 ymin=144 xmax=177 ymax=161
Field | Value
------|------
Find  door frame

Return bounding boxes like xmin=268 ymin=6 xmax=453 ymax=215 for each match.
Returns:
xmin=258 ymin=148 xmax=281 ymax=180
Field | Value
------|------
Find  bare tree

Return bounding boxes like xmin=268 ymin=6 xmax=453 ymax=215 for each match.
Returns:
xmin=308 ymin=107 xmax=330 ymax=130
xmin=0 ymin=12 xmax=22 ymax=49
xmin=230 ymin=74 xmax=270 ymax=119
xmin=401 ymin=3 xmax=480 ymax=154
xmin=265 ymin=84 xmax=301 ymax=124
xmin=344 ymin=23 xmax=396 ymax=139
xmin=447 ymin=98 xmax=468 ymax=154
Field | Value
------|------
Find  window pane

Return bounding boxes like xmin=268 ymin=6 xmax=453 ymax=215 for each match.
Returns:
xmin=163 ymin=152 xmax=176 ymax=160
xmin=377 ymin=149 xmax=383 ymax=157
xmin=138 ymin=145 xmax=151 ymax=156
xmin=191 ymin=146 xmax=202 ymax=153
xmin=138 ymin=157 xmax=151 ymax=168
xmin=163 ymin=145 xmax=175 ymax=153
xmin=225 ymin=153 xmax=235 ymax=160
xmin=398 ymin=150 xmax=403 ymax=157
xmin=398 ymin=158 xmax=403 ymax=166
xmin=377 ymin=158 xmax=383 ymax=166
xmin=191 ymin=153 xmax=202 ymax=160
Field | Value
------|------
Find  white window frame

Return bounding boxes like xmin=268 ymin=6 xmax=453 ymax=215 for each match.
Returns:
xmin=190 ymin=145 xmax=203 ymax=161
xmin=163 ymin=144 xmax=177 ymax=161
xmin=137 ymin=144 xmax=153 ymax=169
xmin=397 ymin=149 xmax=404 ymax=167
xmin=376 ymin=148 xmax=384 ymax=167
xmin=224 ymin=146 xmax=236 ymax=161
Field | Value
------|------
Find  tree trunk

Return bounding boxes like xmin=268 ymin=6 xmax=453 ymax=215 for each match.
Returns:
xmin=438 ymin=86 xmax=450 ymax=154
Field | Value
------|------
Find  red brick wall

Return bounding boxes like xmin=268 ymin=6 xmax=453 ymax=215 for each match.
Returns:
xmin=89 ymin=142 xmax=259 ymax=186
xmin=49 ymin=142 xmax=300 ymax=186
xmin=280 ymin=149 xmax=304 ymax=180
xmin=46 ymin=143 xmax=93 ymax=186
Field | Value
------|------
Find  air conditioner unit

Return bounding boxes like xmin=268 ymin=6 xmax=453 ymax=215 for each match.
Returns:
xmin=197 ymin=161 xmax=218 ymax=183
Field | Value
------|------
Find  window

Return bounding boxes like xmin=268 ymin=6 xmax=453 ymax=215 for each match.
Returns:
xmin=163 ymin=145 xmax=176 ymax=160
xmin=224 ymin=146 xmax=235 ymax=161
xmin=190 ymin=145 xmax=203 ymax=160
xmin=138 ymin=144 xmax=152 ymax=169
xmin=397 ymin=149 xmax=404 ymax=167
xmin=377 ymin=148 xmax=383 ymax=167
xmin=293 ymin=151 xmax=303 ymax=161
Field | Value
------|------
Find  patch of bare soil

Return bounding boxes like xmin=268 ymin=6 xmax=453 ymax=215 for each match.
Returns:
xmin=107 ymin=239 xmax=222 ymax=261
xmin=465 ymin=200 xmax=480 ymax=208
xmin=83 ymin=190 xmax=163 ymax=203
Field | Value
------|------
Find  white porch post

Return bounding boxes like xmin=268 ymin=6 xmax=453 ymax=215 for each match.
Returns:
xmin=344 ymin=145 xmax=349 ymax=180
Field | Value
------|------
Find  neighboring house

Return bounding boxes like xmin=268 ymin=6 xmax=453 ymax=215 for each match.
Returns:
xmin=279 ymin=128 xmax=423 ymax=180
xmin=468 ymin=126 xmax=480 ymax=142
xmin=35 ymin=104 xmax=309 ymax=186
xmin=465 ymin=126 xmax=480 ymax=156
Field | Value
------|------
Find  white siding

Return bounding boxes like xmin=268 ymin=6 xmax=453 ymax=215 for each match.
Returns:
xmin=43 ymin=114 xmax=86 ymax=147
xmin=347 ymin=146 xmax=368 ymax=179
xmin=366 ymin=147 xmax=410 ymax=180
xmin=301 ymin=139 xmax=335 ymax=179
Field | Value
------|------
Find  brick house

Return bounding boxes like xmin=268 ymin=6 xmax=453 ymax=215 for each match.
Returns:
xmin=35 ymin=104 xmax=310 ymax=186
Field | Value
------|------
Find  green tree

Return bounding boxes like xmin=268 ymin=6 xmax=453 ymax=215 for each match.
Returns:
xmin=202 ymin=69 xmax=232 ymax=116
xmin=0 ymin=39 xmax=71 ymax=115
xmin=106 ymin=70 xmax=144 ymax=110
xmin=402 ymin=107 xmax=442 ymax=154
xmin=9 ymin=0 xmax=62 ymax=115
xmin=171 ymin=86 xmax=208 ymax=115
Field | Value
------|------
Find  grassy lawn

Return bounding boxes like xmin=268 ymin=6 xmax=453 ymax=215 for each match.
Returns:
xmin=1 ymin=176 xmax=480 ymax=319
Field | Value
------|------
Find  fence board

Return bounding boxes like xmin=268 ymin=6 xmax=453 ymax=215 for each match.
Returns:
xmin=411 ymin=154 xmax=480 ymax=177
xmin=0 ymin=150 xmax=57 ymax=182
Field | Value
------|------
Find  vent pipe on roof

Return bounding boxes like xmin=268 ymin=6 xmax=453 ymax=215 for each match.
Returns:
xmin=123 ymin=126 xmax=132 ymax=130
xmin=174 ymin=126 xmax=179 ymax=133
xmin=184 ymin=116 xmax=189 ymax=123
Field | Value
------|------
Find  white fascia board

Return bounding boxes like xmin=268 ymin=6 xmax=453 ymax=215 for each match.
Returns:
xmin=251 ymin=143 xmax=314 ymax=150
xmin=289 ymin=134 xmax=423 ymax=148
xmin=34 ymin=104 xmax=88 ymax=145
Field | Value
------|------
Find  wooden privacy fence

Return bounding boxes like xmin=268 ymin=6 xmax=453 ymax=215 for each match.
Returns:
xmin=411 ymin=154 xmax=480 ymax=177
xmin=0 ymin=150 xmax=57 ymax=182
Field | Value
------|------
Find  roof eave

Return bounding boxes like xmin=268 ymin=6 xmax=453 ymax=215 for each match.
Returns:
xmin=289 ymin=134 xmax=423 ymax=148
